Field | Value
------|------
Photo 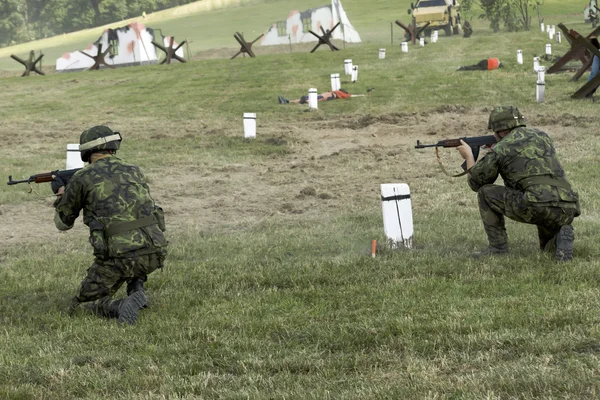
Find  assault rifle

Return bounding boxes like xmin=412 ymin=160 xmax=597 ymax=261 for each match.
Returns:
xmin=7 ymin=168 xmax=82 ymax=187
xmin=415 ymin=135 xmax=497 ymax=172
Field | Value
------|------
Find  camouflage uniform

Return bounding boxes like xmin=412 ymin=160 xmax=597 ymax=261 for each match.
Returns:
xmin=54 ymin=128 xmax=167 ymax=321
xmin=468 ymin=126 xmax=580 ymax=251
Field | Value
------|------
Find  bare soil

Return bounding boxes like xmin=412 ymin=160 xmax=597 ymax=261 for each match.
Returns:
xmin=1 ymin=108 xmax=593 ymax=252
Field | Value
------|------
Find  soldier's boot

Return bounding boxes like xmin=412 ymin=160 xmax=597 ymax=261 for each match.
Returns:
xmin=471 ymin=244 xmax=509 ymax=259
xmin=555 ymin=225 xmax=574 ymax=262
xmin=126 ymin=278 xmax=145 ymax=296
xmin=117 ymin=291 xmax=148 ymax=325
xmin=67 ymin=297 xmax=81 ymax=316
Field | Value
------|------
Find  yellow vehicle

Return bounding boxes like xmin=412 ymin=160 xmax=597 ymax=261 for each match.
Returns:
xmin=408 ymin=0 xmax=461 ymax=37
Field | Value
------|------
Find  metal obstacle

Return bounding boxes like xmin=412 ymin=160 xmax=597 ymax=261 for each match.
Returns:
xmin=308 ymin=22 xmax=341 ymax=53
xmin=10 ymin=50 xmax=45 ymax=77
xmin=395 ymin=19 xmax=430 ymax=45
xmin=152 ymin=36 xmax=187 ymax=64
xmin=547 ymin=24 xmax=600 ymax=82
xmin=231 ymin=32 xmax=264 ymax=59
xmin=80 ymin=43 xmax=115 ymax=71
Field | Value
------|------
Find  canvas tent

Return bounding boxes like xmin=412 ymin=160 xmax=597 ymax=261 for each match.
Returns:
xmin=56 ymin=22 xmax=184 ymax=72
xmin=261 ymin=0 xmax=361 ymax=46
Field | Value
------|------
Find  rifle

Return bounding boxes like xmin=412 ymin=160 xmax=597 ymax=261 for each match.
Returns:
xmin=415 ymin=135 xmax=497 ymax=175
xmin=7 ymin=168 xmax=82 ymax=186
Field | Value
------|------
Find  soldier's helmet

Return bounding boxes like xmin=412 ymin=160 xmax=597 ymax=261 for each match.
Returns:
xmin=79 ymin=126 xmax=122 ymax=162
xmin=488 ymin=106 xmax=526 ymax=133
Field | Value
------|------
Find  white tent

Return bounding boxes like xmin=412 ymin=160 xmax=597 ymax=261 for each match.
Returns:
xmin=56 ymin=22 xmax=184 ymax=72
xmin=261 ymin=0 xmax=361 ymax=46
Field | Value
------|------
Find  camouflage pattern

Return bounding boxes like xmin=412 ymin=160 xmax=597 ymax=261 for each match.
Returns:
xmin=468 ymin=126 xmax=580 ymax=248
xmin=477 ymin=184 xmax=579 ymax=248
xmin=54 ymin=155 xmax=167 ymax=308
xmin=487 ymin=106 xmax=526 ymax=132
xmin=79 ymin=254 xmax=162 ymax=317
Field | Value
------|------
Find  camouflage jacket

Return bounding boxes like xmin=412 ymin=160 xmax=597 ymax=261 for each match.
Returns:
xmin=468 ymin=127 xmax=579 ymax=207
xmin=54 ymin=156 xmax=168 ymax=259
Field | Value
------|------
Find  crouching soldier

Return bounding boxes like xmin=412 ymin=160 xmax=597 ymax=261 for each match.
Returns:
xmin=53 ymin=126 xmax=168 ymax=324
xmin=456 ymin=107 xmax=580 ymax=261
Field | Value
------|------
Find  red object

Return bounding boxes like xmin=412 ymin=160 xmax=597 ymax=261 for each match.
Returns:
xmin=487 ymin=58 xmax=500 ymax=70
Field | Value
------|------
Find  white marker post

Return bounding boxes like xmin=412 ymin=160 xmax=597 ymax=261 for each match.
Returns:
xmin=540 ymin=22 xmax=545 ymax=32
xmin=517 ymin=49 xmax=523 ymax=65
xmin=419 ymin=37 xmax=425 ymax=47
xmin=536 ymin=66 xmax=546 ymax=103
xmin=66 ymin=144 xmax=84 ymax=170
xmin=379 ymin=48 xmax=386 ymax=59
xmin=243 ymin=113 xmax=256 ymax=138
xmin=330 ymin=74 xmax=337 ymax=91
xmin=308 ymin=88 xmax=318 ymax=110
xmin=556 ymin=31 xmax=561 ymax=43
xmin=433 ymin=30 xmax=439 ymax=43
xmin=533 ymin=56 xmax=540 ymax=72
xmin=381 ymin=183 xmax=414 ymax=249
xmin=548 ymin=29 xmax=553 ymax=40
xmin=401 ymin=42 xmax=408 ymax=53
xmin=351 ymin=65 xmax=358 ymax=83
xmin=344 ymin=59 xmax=353 ymax=75
xmin=334 ymin=73 xmax=341 ymax=91
xmin=546 ymin=43 xmax=552 ymax=55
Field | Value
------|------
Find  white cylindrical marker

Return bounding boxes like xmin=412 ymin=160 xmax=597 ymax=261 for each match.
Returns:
xmin=556 ymin=31 xmax=561 ymax=43
xmin=330 ymin=74 xmax=337 ymax=91
xmin=548 ymin=29 xmax=553 ymax=40
xmin=66 ymin=144 xmax=84 ymax=170
xmin=401 ymin=42 xmax=408 ymax=53
xmin=533 ymin=57 xmax=540 ymax=72
xmin=536 ymin=66 xmax=546 ymax=103
xmin=517 ymin=49 xmax=523 ymax=65
xmin=546 ymin=43 xmax=552 ymax=55
xmin=433 ymin=30 xmax=438 ymax=43
xmin=334 ymin=73 xmax=341 ymax=91
xmin=379 ymin=48 xmax=386 ymax=59
xmin=351 ymin=65 xmax=358 ymax=83
xmin=243 ymin=113 xmax=256 ymax=138
xmin=344 ymin=59 xmax=353 ymax=75
xmin=419 ymin=37 xmax=425 ymax=47
xmin=308 ymin=88 xmax=318 ymax=110
xmin=541 ymin=22 xmax=545 ymax=32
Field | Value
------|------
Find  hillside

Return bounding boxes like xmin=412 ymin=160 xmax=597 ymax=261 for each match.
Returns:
xmin=0 ymin=0 xmax=586 ymax=72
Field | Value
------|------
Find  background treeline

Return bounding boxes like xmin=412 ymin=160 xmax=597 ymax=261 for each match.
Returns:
xmin=0 ymin=0 xmax=198 ymax=47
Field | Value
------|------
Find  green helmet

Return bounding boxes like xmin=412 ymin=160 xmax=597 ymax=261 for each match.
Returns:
xmin=79 ymin=126 xmax=122 ymax=162
xmin=487 ymin=106 xmax=526 ymax=133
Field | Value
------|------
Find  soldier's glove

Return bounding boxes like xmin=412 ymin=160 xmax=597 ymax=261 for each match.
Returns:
xmin=51 ymin=176 xmax=66 ymax=194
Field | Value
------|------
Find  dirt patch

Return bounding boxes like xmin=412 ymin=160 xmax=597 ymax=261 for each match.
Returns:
xmin=0 ymin=108 xmax=591 ymax=251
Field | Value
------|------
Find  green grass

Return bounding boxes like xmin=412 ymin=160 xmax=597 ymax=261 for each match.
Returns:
xmin=2 ymin=1 xmax=600 ymax=398
xmin=0 ymin=0 xmax=587 ymax=72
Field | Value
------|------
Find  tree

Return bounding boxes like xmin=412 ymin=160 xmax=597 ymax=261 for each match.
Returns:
xmin=461 ymin=0 xmax=535 ymax=32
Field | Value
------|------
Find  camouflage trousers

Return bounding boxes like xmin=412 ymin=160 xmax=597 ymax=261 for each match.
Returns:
xmin=477 ymin=184 xmax=579 ymax=249
xmin=75 ymin=253 xmax=163 ymax=317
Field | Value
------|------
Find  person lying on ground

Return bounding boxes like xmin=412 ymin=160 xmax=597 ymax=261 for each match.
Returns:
xmin=279 ymin=89 xmax=355 ymax=104
xmin=456 ymin=58 xmax=503 ymax=71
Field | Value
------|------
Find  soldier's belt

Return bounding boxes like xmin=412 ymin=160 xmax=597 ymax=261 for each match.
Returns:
xmin=105 ymin=215 xmax=157 ymax=237
xmin=518 ymin=175 xmax=572 ymax=191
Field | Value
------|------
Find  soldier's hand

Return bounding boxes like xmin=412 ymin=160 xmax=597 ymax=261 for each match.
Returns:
xmin=51 ymin=175 xmax=66 ymax=195
xmin=456 ymin=139 xmax=474 ymax=160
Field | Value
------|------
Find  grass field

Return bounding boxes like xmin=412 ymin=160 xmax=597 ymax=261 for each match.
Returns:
xmin=2 ymin=0 xmax=600 ymax=399
xmin=0 ymin=0 xmax=588 ymax=72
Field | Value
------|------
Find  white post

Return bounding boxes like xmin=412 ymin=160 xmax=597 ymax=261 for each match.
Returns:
xmin=344 ymin=59 xmax=353 ymax=75
xmin=517 ymin=49 xmax=523 ymax=65
xmin=330 ymin=74 xmax=337 ymax=91
xmin=351 ymin=65 xmax=358 ymax=83
xmin=308 ymin=88 xmax=318 ymax=110
xmin=536 ymin=66 xmax=546 ymax=103
xmin=243 ymin=113 xmax=256 ymax=138
xmin=381 ymin=183 xmax=414 ymax=249
xmin=401 ymin=42 xmax=408 ymax=53
xmin=546 ymin=43 xmax=552 ymax=55
xmin=556 ymin=31 xmax=561 ymax=43
xmin=540 ymin=22 xmax=545 ymax=32
xmin=379 ymin=48 xmax=386 ymax=59
xmin=546 ymin=24 xmax=550 ymax=32
xmin=433 ymin=30 xmax=438 ymax=43
xmin=419 ymin=37 xmax=425 ymax=47
xmin=66 ymin=144 xmax=84 ymax=170
xmin=548 ymin=29 xmax=553 ymax=40
xmin=533 ymin=56 xmax=540 ymax=72
xmin=334 ymin=73 xmax=341 ymax=91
